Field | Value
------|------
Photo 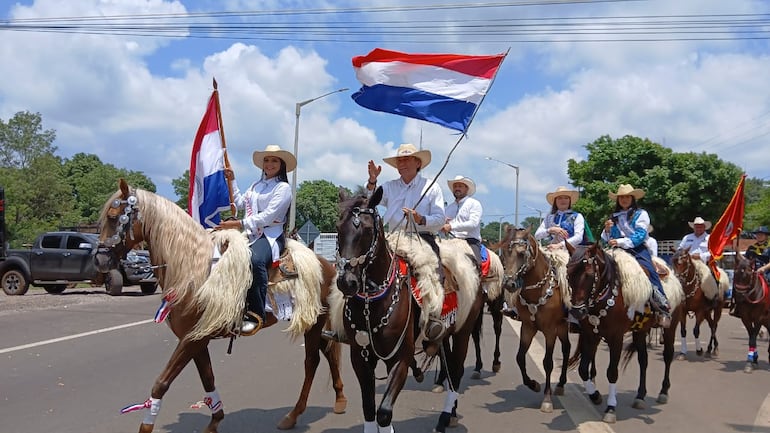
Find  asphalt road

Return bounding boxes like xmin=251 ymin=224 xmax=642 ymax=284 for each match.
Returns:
xmin=1 ymin=288 xmax=769 ymax=433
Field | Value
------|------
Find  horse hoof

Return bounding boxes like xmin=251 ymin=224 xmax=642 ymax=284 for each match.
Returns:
xmin=696 ymin=349 xmax=704 ymax=357
xmin=675 ymin=353 xmax=687 ymax=361
xmin=471 ymin=370 xmax=481 ymax=380
xmin=492 ymin=362 xmax=501 ymax=373
xmin=276 ymin=415 xmax=296 ymax=430
xmin=589 ymin=391 xmax=603 ymax=405
xmin=711 ymin=349 xmax=719 ymax=358
xmin=632 ymin=398 xmax=646 ymax=409
xmin=432 ymin=384 xmax=445 ymax=393
xmin=414 ymin=370 xmax=425 ymax=383
xmin=603 ymin=409 xmax=617 ymax=424
xmin=540 ymin=401 xmax=554 ymax=413
xmin=139 ymin=423 xmax=155 ymax=433
xmin=554 ymin=386 xmax=565 ymax=396
xmin=657 ymin=393 xmax=669 ymax=404
xmin=745 ymin=363 xmax=754 ymax=374
xmin=333 ymin=397 xmax=347 ymax=414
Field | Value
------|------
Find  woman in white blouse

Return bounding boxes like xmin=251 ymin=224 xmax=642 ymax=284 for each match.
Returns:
xmin=535 ymin=186 xmax=586 ymax=249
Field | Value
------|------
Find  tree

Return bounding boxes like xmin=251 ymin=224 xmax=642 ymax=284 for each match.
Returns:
xmin=568 ymin=135 xmax=743 ymax=240
xmin=171 ymin=170 xmax=190 ymax=209
xmin=0 ymin=111 xmax=57 ymax=169
xmin=296 ymin=180 xmax=351 ymax=232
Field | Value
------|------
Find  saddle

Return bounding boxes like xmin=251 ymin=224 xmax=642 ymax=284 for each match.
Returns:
xmin=267 ymin=247 xmax=299 ymax=286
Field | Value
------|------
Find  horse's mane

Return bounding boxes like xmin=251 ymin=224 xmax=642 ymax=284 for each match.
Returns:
xmin=692 ymin=259 xmax=729 ymax=299
xmin=542 ymin=247 xmax=572 ymax=308
xmin=606 ymin=248 xmax=652 ymax=311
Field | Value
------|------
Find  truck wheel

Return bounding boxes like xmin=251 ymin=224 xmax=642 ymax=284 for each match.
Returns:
xmin=43 ymin=284 xmax=67 ymax=294
xmin=140 ymin=282 xmax=158 ymax=295
xmin=1 ymin=269 xmax=30 ymax=296
xmin=105 ymin=269 xmax=123 ymax=296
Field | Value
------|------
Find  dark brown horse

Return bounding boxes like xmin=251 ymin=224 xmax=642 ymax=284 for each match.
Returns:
xmin=731 ymin=252 xmax=770 ymax=373
xmin=492 ymin=226 xmax=570 ymax=413
xmin=566 ymin=243 xmax=683 ymax=423
xmin=95 ymin=180 xmax=346 ymax=433
xmin=670 ymin=247 xmax=729 ymax=359
xmin=334 ymin=188 xmax=489 ymax=433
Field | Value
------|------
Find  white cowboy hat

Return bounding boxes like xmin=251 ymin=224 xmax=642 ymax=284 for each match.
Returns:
xmin=252 ymin=144 xmax=297 ymax=172
xmin=382 ymin=143 xmax=431 ymax=169
xmin=546 ymin=186 xmax=579 ymax=206
xmin=447 ymin=175 xmax=476 ymax=196
xmin=608 ymin=183 xmax=645 ymax=200
xmin=688 ymin=216 xmax=712 ymax=230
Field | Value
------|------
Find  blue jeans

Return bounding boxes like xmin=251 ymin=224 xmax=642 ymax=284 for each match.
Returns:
xmin=247 ymin=234 xmax=285 ymax=320
xmin=627 ymin=244 xmax=666 ymax=302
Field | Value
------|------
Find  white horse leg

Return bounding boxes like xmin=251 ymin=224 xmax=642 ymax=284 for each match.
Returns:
xmin=142 ymin=398 xmax=162 ymax=428
xmin=602 ymin=383 xmax=618 ymax=423
xmin=364 ymin=421 xmax=378 ymax=433
xmin=679 ymin=335 xmax=688 ymax=355
xmin=584 ymin=379 xmax=597 ymax=395
xmin=378 ymin=424 xmax=394 ymax=433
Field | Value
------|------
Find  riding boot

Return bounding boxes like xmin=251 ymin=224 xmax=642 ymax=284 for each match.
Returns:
xmin=651 ymin=288 xmax=671 ymax=328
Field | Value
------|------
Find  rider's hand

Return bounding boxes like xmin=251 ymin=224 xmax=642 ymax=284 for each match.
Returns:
xmin=223 ymin=168 xmax=235 ymax=181
xmin=367 ymin=160 xmax=382 ymax=184
xmin=440 ymin=223 xmax=451 ymax=233
xmin=216 ymin=219 xmax=242 ymax=231
xmin=604 ymin=219 xmax=614 ymax=232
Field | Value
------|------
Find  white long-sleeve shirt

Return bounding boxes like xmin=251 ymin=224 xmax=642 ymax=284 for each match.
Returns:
xmin=678 ymin=232 xmax=711 ymax=262
xmin=372 ymin=175 xmax=445 ymax=234
xmin=231 ymin=176 xmax=291 ymax=260
xmin=535 ymin=211 xmax=585 ymax=247
xmin=445 ymin=196 xmax=482 ymax=241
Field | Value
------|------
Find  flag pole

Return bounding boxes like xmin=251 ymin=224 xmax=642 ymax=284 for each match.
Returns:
xmin=212 ymin=77 xmax=237 ymax=216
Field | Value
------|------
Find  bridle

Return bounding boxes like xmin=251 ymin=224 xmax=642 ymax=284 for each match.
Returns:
xmin=733 ymin=262 xmax=766 ymax=304
xmin=673 ymin=252 xmax=700 ymax=299
xmin=568 ymin=247 xmax=620 ymax=333
xmin=103 ymin=193 xmax=142 ymax=250
xmin=336 ymin=205 xmax=394 ymax=295
xmin=504 ymin=234 xmax=558 ymax=321
xmin=502 ymin=234 xmax=532 ymax=291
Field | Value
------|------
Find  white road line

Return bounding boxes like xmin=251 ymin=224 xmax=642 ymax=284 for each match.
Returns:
xmin=505 ymin=316 xmax=617 ymax=433
xmin=0 ymin=319 xmax=154 ymax=354
xmin=753 ymin=393 xmax=770 ymax=432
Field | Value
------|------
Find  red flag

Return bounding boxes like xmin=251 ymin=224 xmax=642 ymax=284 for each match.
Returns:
xmin=707 ymin=174 xmax=746 ymax=278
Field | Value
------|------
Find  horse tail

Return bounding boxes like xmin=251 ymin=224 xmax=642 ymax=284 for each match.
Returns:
xmin=485 ymin=250 xmax=504 ymax=301
xmin=187 ymin=230 xmax=253 ymax=341
xmin=567 ymin=331 xmax=583 ymax=370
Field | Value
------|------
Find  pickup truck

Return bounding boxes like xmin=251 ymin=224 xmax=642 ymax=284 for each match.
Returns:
xmin=0 ymin=231 xmax=157 ymax=296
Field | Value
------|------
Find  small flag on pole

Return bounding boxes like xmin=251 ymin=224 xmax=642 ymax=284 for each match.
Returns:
xmin=188 ymin=89 xmax=232 ymax=228
xmin=707 ymin=174 xmax=747 ymax=278
xmin=351 ymin=48 xmax=506 ymax=132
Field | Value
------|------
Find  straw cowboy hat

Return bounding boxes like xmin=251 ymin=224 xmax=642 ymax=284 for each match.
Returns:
xmin=383 ymin=143 xmax=431 ymax=169
xmin=446 ymin=175 xmax=476 ymax=196
xmin=608 ymin=183 xmax=645 ymax=200
xmin=688 ymin=216 xmax=712 ymax=230
xmin=252 ymin=144 xmax=297 ymax=172
xmin=546 ymin=186 xmax=579 ymax=206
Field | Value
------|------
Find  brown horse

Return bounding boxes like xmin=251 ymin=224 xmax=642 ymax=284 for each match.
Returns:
xmin=670 ymin=247 xmax=729 ymax=359
xmin=491 ymin=226 xmax=570 ymax=413
xmin=731 ymin=253 xmax=770 ymax=373
xmin=566 ymin=243 xmax=684 ymax=423
xmin=333 ymin=188 xmax=494 ymax=433
xmin=95 ymin=180 xmax=346 ymax=433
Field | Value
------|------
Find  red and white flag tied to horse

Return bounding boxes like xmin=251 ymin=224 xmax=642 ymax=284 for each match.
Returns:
xmin=351 ymin=48 xmax=506 ymax=132
xmin=188 ymin=91 xmax=231 ymax=228
xmin=708 ymin=173 xmax=746 ymax=278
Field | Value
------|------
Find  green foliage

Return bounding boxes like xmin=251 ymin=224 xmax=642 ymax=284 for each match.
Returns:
xmin=746 ymin=178 xmax=770 ymax=230
xmin=0 ymin=111 xmax=57 ymax=169
xmin=296 ymin=179 xmax=351 ymax=232
xmin=480 ymin=220 xmax=511 ymax=244
xmin=171 ymin=170 xmax=190 ymax=209
xmin=568 ymin=135 xmax=744 ymax=240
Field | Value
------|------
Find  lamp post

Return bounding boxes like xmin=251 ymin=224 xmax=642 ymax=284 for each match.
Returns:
xmin=524 ymin=204 xmax=544 ymax=225
xmin=289 ymin=87 xmax=349 ymax=232
xmin=485 ymin=156 xmax=520 ymax=227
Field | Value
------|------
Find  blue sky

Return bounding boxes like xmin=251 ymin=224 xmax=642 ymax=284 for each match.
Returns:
xmin=2 ymin=0 xmax=770 ymax=228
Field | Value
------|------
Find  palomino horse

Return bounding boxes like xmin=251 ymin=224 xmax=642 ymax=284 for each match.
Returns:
xmin=670 ymin=247 xmax=729 ymax=359
xmin=333 ymin=188 xmax=497 ymax=433
xmin=95 ymin=180 xmax=346 ymax=433
xmin=731 ymin=253 xmax=770 ymax=373
xmin=566 ymin=243 xmax=684 ymax=423
xmin=491 ymin=226 xmax=571 ymax=413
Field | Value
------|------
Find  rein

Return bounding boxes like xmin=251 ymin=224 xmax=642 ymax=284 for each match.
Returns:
xmin=510 ymin=235 xmax=558 ymax=321
xmin=733 ymin=269 xmax=768 ymax=304
xmin=103 ymin=192 xmax=141 ymax=248
xmin=573 ymin=250 xmax=619 ymax=333
xmin=674 ymin=254 xmax=701 ymax=299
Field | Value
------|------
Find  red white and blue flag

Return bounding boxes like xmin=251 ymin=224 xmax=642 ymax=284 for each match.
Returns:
xmin=188 ymin=91 xmax=231 ymax=228
xmin=351 ymin=48 xmax=506 ymax=132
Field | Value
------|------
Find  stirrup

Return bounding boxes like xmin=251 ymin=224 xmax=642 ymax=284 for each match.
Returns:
xmin=424 ymin=317 xmax=447 ymax=343
xmin=239 ymin=311 xmax=264 ymax=336
xmin=321 ymin=330 xmax=348 ymax=343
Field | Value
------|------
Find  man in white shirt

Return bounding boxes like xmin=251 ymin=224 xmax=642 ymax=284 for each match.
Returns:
xmin=678 ymin=216 xmax=712 ymax=262
xmin=441 ymin=175 xmax=483 ymax=264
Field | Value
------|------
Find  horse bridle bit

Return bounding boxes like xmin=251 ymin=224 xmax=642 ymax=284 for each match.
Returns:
xmin=104 ymin=194 xmax=140 ymax=247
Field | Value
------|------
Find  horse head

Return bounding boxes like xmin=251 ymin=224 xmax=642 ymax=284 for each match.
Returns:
xmin=498 ymin=225 xmax=536 ymax=293
xmin=566 ymin=242 xmax=610 ymax=320
xmin=732 ymin=251 xmax=757 ymax=293
xmin=95 ymin=179 xmax=145 ymax=273
xmin=335 ymin=187 xmax=386 ymax=296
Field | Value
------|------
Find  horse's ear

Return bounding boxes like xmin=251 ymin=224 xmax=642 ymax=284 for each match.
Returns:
xmin=338 ymin=187 xmax=350 ymax=203
xmin=369 ymin=186 xmax=383 ymax=208
xmin=119 ymin=178 xmax=130 ymax=198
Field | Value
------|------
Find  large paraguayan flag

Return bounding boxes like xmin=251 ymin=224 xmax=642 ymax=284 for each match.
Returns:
xmin=351 ymin=48 xmax=506 ymax=132
xmin=188 ymin=92 xmax=231 ymax=228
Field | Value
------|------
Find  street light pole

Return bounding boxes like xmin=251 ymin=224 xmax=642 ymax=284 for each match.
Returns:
xmin=524 ymin=204 xmax=544 ymax=225
xmin=289 ymin=87 xmax=349 ymax=232
xmin=485 ymin=156 xmax=520 ymax=227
